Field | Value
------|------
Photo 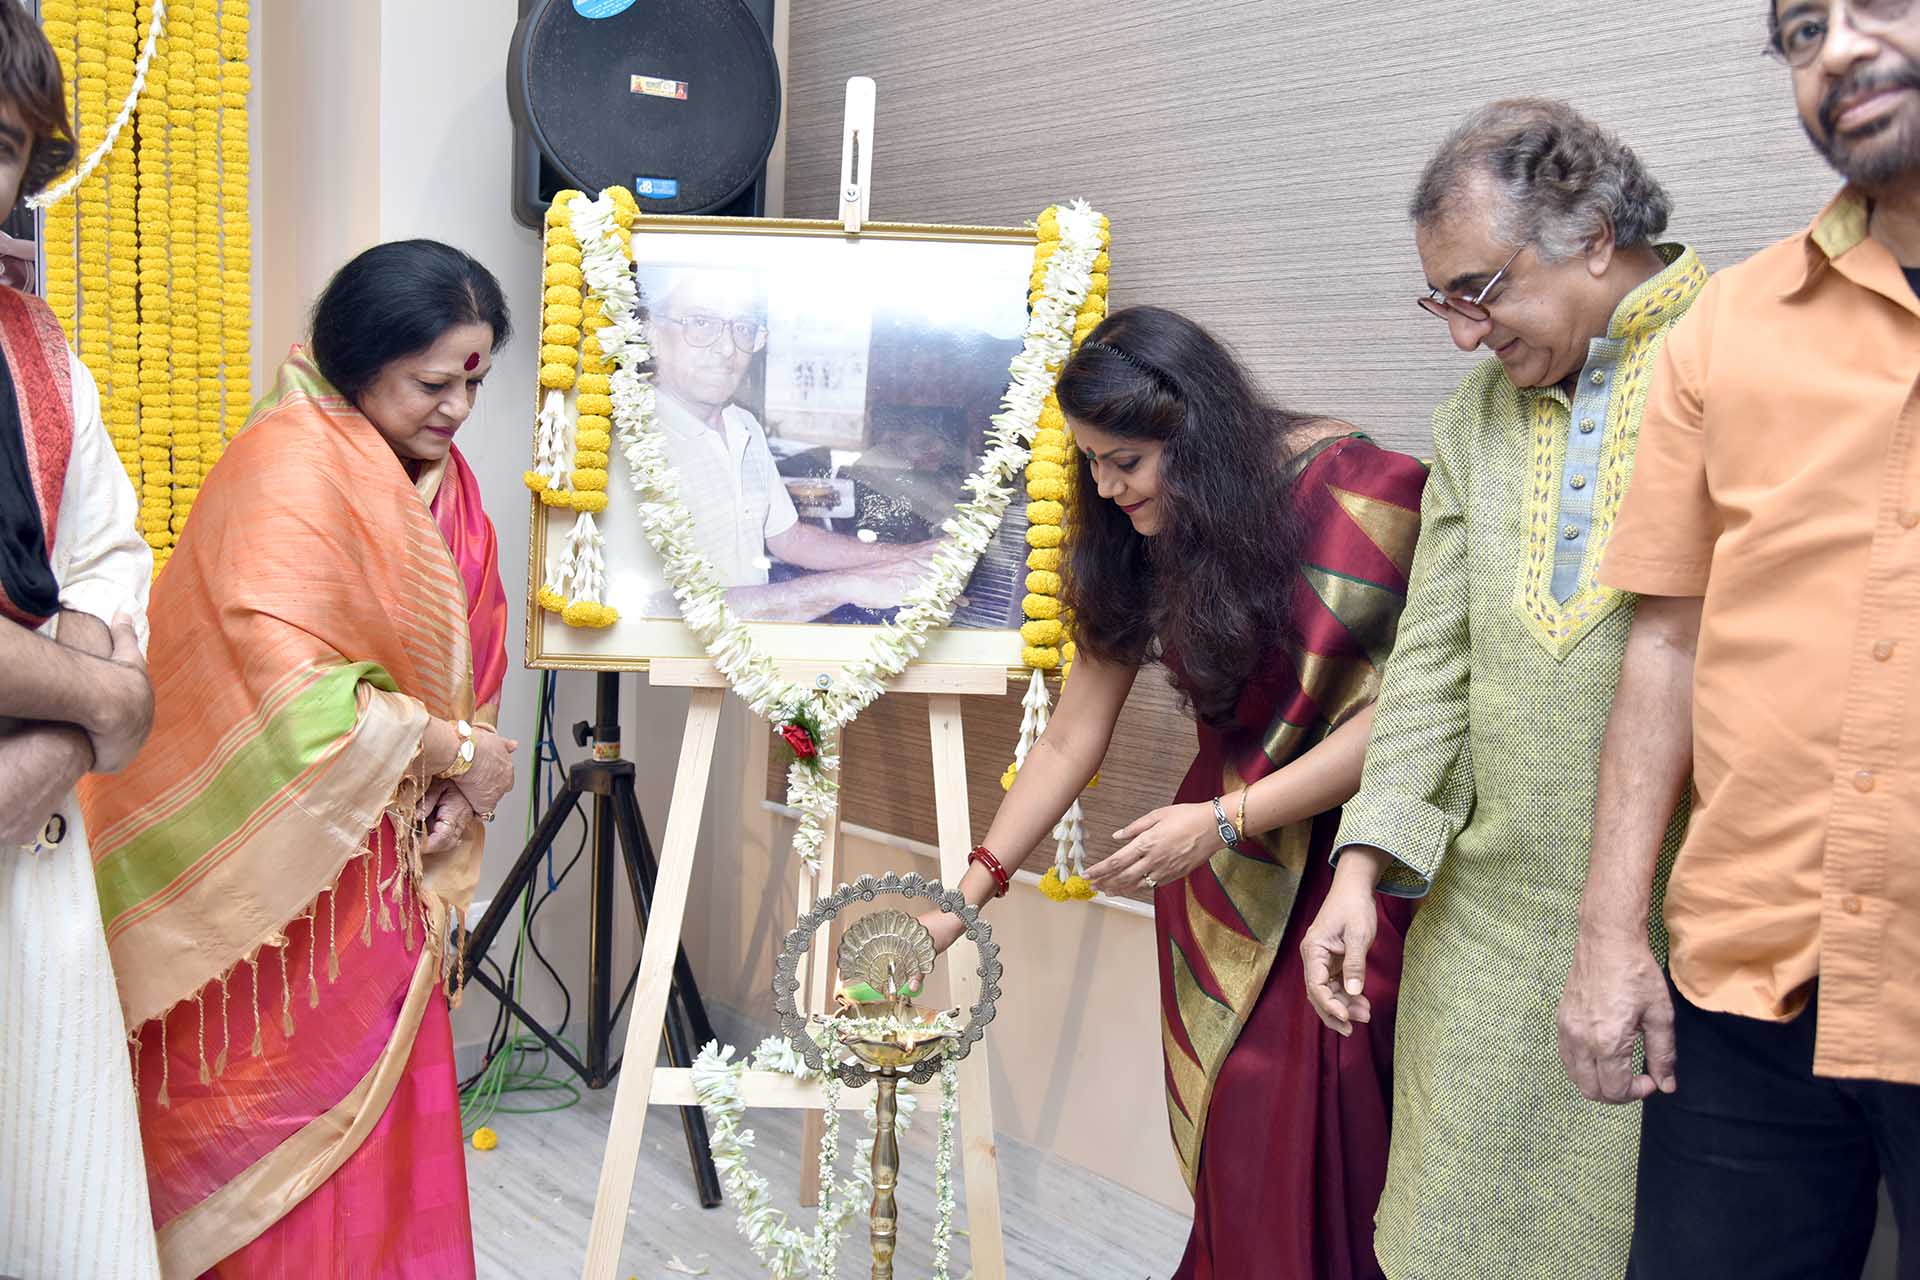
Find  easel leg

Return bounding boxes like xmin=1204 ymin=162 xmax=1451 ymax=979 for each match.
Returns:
xmin=928 ymin=694 xmax=1007 ymax=1280
xmin=581 ymin=686 xmax=725 ymax=1280
xmin=798 ymin=755 xmax=843 ymax=1208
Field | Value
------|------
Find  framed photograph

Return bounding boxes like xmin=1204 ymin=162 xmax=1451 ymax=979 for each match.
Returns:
xmin=529 ymin=216 xmax=1041 ymax=673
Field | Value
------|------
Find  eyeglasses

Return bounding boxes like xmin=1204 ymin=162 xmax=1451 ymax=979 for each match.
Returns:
xmin=656 ymin=312 xmax=769 ymax=353
xmin=1771 ymin=0 xmax=1916 ymax=68
xmin=1418 ymin=243 xmax=1526 ymax=324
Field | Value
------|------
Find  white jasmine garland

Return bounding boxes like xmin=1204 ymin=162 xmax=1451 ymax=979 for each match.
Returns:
xmin=934 ymin=1051 xmax=959 ymax=1279
xmin=692 ymin=1023 xmax=960 ymax=1279
xmin=573 ymin=190 xmax=1107 ymax=874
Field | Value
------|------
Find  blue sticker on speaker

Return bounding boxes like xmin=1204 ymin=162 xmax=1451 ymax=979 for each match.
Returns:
xmin=634 ymin=177 xmax=680 ymax=200
xmin=573 ymin=0 xmax=637 ymax=17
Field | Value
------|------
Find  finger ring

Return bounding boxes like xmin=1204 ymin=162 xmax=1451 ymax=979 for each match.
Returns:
xmin=1143 ymin=874 xmax=1158 ymax=889
xmin=476 ymin=810 xmax=496 ymax=821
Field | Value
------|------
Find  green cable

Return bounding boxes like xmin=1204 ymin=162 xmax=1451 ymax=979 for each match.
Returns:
xmin=460 ymin=671 xmax=586 ymax=1135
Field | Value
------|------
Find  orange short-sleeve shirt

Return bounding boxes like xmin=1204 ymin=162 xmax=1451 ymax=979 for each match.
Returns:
xmin=1602 ymin=188 xmax=1920 ymax=1085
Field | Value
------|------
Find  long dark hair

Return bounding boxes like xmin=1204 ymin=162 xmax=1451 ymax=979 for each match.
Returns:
xmin=1056 ymin=306 xmax=1316 ymax=727
xmin=310 ymin=240 xmax=512 ymax=404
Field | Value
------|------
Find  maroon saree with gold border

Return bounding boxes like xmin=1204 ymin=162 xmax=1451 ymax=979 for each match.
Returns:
xmin=1162 ymin=434 xmax=1424 ymax=1280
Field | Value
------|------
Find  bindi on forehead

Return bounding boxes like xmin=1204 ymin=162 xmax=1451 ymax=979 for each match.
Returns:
xmin=464 ymin=352 xmax=480 ymax=371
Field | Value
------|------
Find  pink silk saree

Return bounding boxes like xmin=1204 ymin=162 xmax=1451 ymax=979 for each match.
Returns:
xmin=82 ymin=351 xmax=510 ymax=1277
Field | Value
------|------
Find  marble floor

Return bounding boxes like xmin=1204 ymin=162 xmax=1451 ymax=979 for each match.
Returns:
xmin=467 ymin=1076 xmax=1190 ymax=1279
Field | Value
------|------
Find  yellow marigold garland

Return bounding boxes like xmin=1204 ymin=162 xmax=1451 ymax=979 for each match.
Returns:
xmin=532 ymin=187 xmax=637 ymax=628
xmin=218 ymin=0 xmax=251 ymax=446
xmin=1005 ymin=206 xmax=1112 ymax=902
xmin=75 ymin=7 xmax=109 ymax=448
xmin=35 ymin=0 xmax=251 ymax=570
xmin=165 ymin=0 xmax=199 ymax=539
xmin=134 ymin=6 xmax=172 ymax=558
xmin=193 ymin=0 xmax=222 ymax=477
xmin=105 ymin=0 xmax=141 ymax=478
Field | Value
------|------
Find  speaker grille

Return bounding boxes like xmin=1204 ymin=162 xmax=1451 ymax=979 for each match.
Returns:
xmin=517 ymin=0 xmax=780 ymax=215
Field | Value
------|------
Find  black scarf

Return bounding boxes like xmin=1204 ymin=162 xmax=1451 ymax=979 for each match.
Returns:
xmin=0 ymin=343 xmax=61 ymax=626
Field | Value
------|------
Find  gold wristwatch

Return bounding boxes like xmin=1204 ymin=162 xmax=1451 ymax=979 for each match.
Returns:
xmin=440 ymin=719 xmax=476 ymax=779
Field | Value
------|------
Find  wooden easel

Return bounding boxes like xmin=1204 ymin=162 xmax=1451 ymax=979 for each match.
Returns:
xmin=579 ymin=80 xmax=1010 ymax=1280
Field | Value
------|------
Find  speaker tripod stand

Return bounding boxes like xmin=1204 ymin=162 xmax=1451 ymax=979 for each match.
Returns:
xmin=460 ymin=672 xmax=721 ymax=1207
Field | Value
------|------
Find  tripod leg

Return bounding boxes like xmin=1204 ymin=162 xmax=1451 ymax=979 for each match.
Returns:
xmin=658 ymin=979 xmax=724 ymax=1208
xmin=613 ymin=782 xmax=717 ymax=1046
xmin=462 ymin=780 xmax=585 ymax=982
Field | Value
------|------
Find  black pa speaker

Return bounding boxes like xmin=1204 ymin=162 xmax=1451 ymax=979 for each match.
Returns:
xmin=507 ymin=0 xmax=780 ymax=229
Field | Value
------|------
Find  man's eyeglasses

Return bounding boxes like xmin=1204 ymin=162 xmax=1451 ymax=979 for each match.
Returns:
xmin=1418 ymin=243 xmax=1525 ymax=324
xmin=1771 ymin=0 xmax=1916 ymax=69
xmin=656 ymin=313 xmax=769 ymax=353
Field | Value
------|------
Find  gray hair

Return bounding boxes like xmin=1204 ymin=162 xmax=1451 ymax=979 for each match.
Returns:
xmin=1409 ymin=98 xmax=1672 ymax=263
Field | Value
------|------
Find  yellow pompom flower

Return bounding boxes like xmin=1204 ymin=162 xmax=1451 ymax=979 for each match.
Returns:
xmin=1026 ymin=477 xmax=1068 ymax=503
xmin=577 ymin=393 xmax=614 ymax=417
xmin=1022 ymin=620 xmax=1064 ymax=647
xmin=471 ymin=1127 xmax=499 ymax=1151
xmin=542 ymin=323 xmax=582 ymax=347
xmin=1000 ymin=763 xmax=1018 ymax=791
xmin=577 ymin=373 xmax=611 ymax=397
xmin=1021 ymin=644 xmax=1062 ymax=670
xmin=1023 ymin=594 xmax=1062 ymax=621
xmin=540 ymin=343 xmax=577 ymax=366
xmin=562 ymin=600 xmax=619 ymax=628
xmin=576 ymin=416 xmax=612 ymax=438
xmin=570 ymin=468 xmax=608 ymax=491
xmin=1027 ymin=524 xmax=1064 ymax=550
xmin=1065 ymin=874 xmax=1097 ymax=900
xmin=1037 ymin=866 xmax=1070 ymax=901
xmin=1036 ymin=207 xmax=1059 ymax=238
xmin=1027 ymin=500 xmax=1064 ymax=525
xmin=1027 ymin=570 xmax=1061 ymax=595
xmin=543 ymin=263 xmax=583 ymax=288
xmin=544 ymin=284 xmax=582 ymax=307
xmin=568 ymin=491 xmax=609 ymax=513
xmin=539 ymin=363 xmax=577 ymax=391
xmin=1026 ymin=547 xmax=1063 ymax=573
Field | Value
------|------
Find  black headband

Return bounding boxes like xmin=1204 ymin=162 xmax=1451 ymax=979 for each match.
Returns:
xmin=1082 ymin=340 xmax=1179 ymax=398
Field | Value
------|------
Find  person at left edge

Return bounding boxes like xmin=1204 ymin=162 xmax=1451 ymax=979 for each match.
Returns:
xmin=81 ymin=241 xmax=519 ymax=1278
xmin=0 ymin=6 xmax=162 ymax=1275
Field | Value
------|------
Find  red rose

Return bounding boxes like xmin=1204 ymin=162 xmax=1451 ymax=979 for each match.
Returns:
xmin=779 ymin=723 xmax=818 ymax=760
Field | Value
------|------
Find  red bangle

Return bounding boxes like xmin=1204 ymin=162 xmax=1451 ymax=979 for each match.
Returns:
xmin=968 ymin=845 xmax=1012 ymax=898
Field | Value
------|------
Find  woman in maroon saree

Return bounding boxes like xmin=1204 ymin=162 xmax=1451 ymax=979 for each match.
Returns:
xmin=927 ymin=306 xmax=1424 ymax=1278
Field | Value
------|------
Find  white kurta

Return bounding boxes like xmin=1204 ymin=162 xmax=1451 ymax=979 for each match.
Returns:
xmin=0 ymin=350 xmax=161 ymax=1278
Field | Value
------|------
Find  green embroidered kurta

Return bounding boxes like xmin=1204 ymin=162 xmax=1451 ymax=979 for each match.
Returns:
xmin=1334 ymin=246 xmax=1706 ymax=1280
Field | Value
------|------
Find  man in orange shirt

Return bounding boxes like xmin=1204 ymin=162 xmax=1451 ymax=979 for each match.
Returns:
xmin=1558 ymin=2 xmax=1920 ymax=1276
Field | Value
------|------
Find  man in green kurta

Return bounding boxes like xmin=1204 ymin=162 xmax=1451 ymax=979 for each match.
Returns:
xmin=1298 ymin=99 xmax=1702 ymax=1280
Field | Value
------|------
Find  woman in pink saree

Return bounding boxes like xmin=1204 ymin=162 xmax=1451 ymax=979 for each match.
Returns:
xmin=81 ymin=241 xmax=518 ymax=1277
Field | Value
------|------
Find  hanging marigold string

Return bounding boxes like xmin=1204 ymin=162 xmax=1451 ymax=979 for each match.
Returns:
xmin=105 ymin=0 xmax=142 ymax=479
xmin=1006 ymin=206 xmax=1112 ymax=903
xmin=217 ymin=0 xmax=250 ymax=449
xmin=165 ymin=0 xmax=199 ymax=542
xmin=133 ymin=2 xmax=172 ymax=558
xmin=192 ymin=0 xmax=222 ymax=478
xmin=34 ymin=0 xmax=250 ymax=570
xmin=531 ymin=186 xmax=633 ymax=629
